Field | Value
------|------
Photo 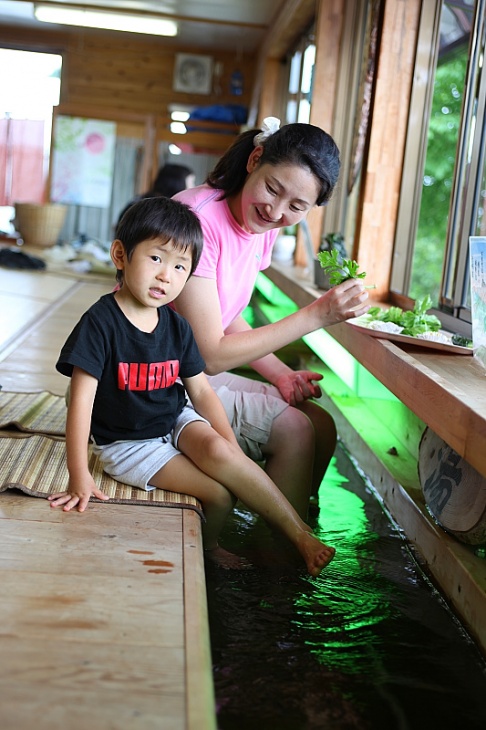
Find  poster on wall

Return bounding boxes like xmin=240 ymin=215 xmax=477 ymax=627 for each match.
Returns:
xmin=50 ymin=116 xmax=116 ymax=207
xmin=469 ymin=236 xmax=486 ymax=349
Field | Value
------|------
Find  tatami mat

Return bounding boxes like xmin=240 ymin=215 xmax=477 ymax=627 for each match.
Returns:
xmin=0 ymin=390 xmax=66 ymax=435
xmin=0 ymin=434 xmax=203 ymax=515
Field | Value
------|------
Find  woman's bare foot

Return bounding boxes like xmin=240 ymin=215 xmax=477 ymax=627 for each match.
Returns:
xmin=296 ymin=531 xmax=335 ymax=577
xmin=204 ymin=545 xmax=252 ymax=570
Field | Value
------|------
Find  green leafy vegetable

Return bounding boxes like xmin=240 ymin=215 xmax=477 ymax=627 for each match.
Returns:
xmin=451 ymin=334 xmax=473 ymax=348
xmin=317 ymin=249 xmax=367 ymax=286
xmin=364 ymin=296 xmax=441 ymax=336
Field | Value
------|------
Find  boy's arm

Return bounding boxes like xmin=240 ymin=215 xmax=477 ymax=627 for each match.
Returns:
xmin=183 ymin=372 xmax=239 ymax=446
xmin=48 ymin=366 xmax=110 ymax=512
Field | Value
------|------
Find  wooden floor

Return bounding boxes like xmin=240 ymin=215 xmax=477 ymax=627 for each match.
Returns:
xmin=0 ymin=267 xmax=216 ymax=730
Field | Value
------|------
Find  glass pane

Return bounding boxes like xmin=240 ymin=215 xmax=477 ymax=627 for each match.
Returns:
xmin=297 ymin=100 xmax=311 ymax=123
xmin=409 ymin=2 xmax=472 ymax=304
xmin=467 ymin=119 xmax=486 ymax=309
xmin=286 ymin=99 xmax=298 ymax=124
xmin=288 ymin=50 xmax=302 ymax=95
xmin=301 ymin=44 xmax=315 ymax=95
xmin=473 ymin=144 xmax=486 ymax=236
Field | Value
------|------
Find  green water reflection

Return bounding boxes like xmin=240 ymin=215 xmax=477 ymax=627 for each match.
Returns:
xmin=295 ymin=457 xmax=392 ymax=673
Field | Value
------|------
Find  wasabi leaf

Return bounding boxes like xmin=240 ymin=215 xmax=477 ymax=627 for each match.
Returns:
xmin=317 ymin=249 xmax=367 ymax=286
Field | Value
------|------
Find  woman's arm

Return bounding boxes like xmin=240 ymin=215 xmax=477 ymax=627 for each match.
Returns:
xmin=225 ymin=316 xmax=323 ymax=405
xmin=175 ymin=274 xmax=369 ymax=375
xmin=49 ymin=367 xmax=109 ymax=512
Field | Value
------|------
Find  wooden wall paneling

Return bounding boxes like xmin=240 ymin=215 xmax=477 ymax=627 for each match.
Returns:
xmin=155 ymin=129 xmax=238 ymax=153
xmin=116 ymin=121 xmax=147 ymax=139
xmin=354 ymin=0 xmax=422 ymax=300
xmin=0 ymin=24 xmax=256 ymax=119
xmin=55 ymin=103 xmax=148 ymax=126
xmin=255 ymin=59 xmax=283 ymax=124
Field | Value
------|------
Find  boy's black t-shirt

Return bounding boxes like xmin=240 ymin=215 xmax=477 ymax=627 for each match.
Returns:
xmin=56 ymin=293 xmax=206 ymax=445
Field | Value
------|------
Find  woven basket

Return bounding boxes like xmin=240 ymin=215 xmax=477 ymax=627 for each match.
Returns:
xmin=14 ymin=203 xmax=67 ymax=248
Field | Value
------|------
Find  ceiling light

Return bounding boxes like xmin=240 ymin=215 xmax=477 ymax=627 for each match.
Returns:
xmin=170 ymin=121 xmax=187 ymax=135
xmin=34 ymin=5 xmax=178 ymax=37
xmin=171 ymin=111 xmax=190 ymax=122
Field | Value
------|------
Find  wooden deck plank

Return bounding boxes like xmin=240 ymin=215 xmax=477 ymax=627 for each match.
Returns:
xmin=1 ymin=688 xmax=184 ymax=730
xmin=0 ymin=493 xmax=186 ymax=730
xmin=183 ymin=509 xmax=217 ymax=730
xmin=0 ymin=269 xmax=78 ymax=353
xmin=0 ymin=500 xmax=183 ymax=576
xmin=0 ymin=274 xmax=111 ymax=393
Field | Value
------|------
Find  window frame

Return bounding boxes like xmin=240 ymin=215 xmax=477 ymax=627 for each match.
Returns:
xmin=391 ymin=0 xmax=485 ymax=337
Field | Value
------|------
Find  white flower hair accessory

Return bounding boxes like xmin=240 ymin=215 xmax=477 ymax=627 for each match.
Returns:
xmin=253 ymin=116 xmax=280 ymax=146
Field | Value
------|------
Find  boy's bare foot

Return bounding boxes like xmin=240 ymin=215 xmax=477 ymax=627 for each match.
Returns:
xmin=204 ymin=545 xmax=252 ymax=570
xmin=297 ymin=531 xmax=335 ymax=577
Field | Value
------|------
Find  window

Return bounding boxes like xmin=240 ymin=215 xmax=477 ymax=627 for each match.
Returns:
xmin=0 ymin=49 xmax=61 ymax=211
xmin=393 ymin=0 xmax=483 ymax=336
xmin=283 ymin=30 xmax=315 ymax=125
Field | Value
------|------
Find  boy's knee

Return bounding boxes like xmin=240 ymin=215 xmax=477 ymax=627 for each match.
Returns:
xmin=203 ymin=431 xmax=235 ymax=461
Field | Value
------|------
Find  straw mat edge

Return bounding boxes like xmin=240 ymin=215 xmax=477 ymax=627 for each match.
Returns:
xmin=0 ymin=390 xmax=66 ymax=435
xmin=0 ymin=434 xmax=203 ymax=517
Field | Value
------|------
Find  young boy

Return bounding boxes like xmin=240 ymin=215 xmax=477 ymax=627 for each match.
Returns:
xmin=48 ymin=197 xmax=335 ymax=576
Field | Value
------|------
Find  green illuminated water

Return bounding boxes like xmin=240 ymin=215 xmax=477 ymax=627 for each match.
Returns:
xmin=206 ymin=446 xmax=486 ymax=730
xmin=209 ymin=291 xmax=486 ymax=728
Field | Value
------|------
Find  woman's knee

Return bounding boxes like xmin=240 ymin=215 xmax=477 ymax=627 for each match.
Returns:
xmin=299 ymin=400 xmax=336 ymax=442
xmin=268 ymin=406 xmax=315 ymax=450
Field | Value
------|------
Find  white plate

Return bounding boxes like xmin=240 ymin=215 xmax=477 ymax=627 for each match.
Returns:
xmin=346 ymin=317 xmax=474 ymax=355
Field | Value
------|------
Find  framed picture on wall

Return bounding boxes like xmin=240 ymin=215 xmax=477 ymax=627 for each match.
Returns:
xmin=173 ymin=53 xmax=213 ymax=94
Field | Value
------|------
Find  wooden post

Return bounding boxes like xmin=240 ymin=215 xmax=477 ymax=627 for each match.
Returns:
xmin=354 ymin=0 xmax=422 ymax=299
xmin=256 ymin=59 xmax=283 ymax=125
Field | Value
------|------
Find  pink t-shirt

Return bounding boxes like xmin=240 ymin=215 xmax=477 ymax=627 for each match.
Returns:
xmin=174 ymin=185 xmax=278 ymax=331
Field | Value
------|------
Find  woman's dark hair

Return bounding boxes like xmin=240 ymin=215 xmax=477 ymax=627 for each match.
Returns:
xmin=149 ymin=163 xmax=194 ymax=198
xmin=206 ymin=123 xmax=340 ymax=206
xmin=114 ymin=197 xmax=203 ymax=284
xmin=116 ymin=163 xmax=194 ymax=227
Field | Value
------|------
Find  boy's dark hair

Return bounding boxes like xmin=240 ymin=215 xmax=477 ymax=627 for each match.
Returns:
xmin=206 ymin=122 xmax=340 ymax=207
xmin=114 ymin=197 xmax=203 ymax=285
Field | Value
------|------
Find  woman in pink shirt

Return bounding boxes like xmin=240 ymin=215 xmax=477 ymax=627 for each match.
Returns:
xmin=174 ymin=119 xmax=369 ymax=519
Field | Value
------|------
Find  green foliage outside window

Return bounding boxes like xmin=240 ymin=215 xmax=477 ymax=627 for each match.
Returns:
xmin=409 ymin=48 xmax=468 ymax=304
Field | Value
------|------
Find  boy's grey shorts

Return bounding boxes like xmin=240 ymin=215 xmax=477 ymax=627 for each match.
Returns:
xmin=206 ymin=371 xmax=288 ymax=462
xmin=92 ymin=405 xmax=209 ymax=491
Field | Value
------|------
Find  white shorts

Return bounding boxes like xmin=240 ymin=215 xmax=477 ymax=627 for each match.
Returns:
xmin=91 ymin=405 xmax=209 ymax=491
